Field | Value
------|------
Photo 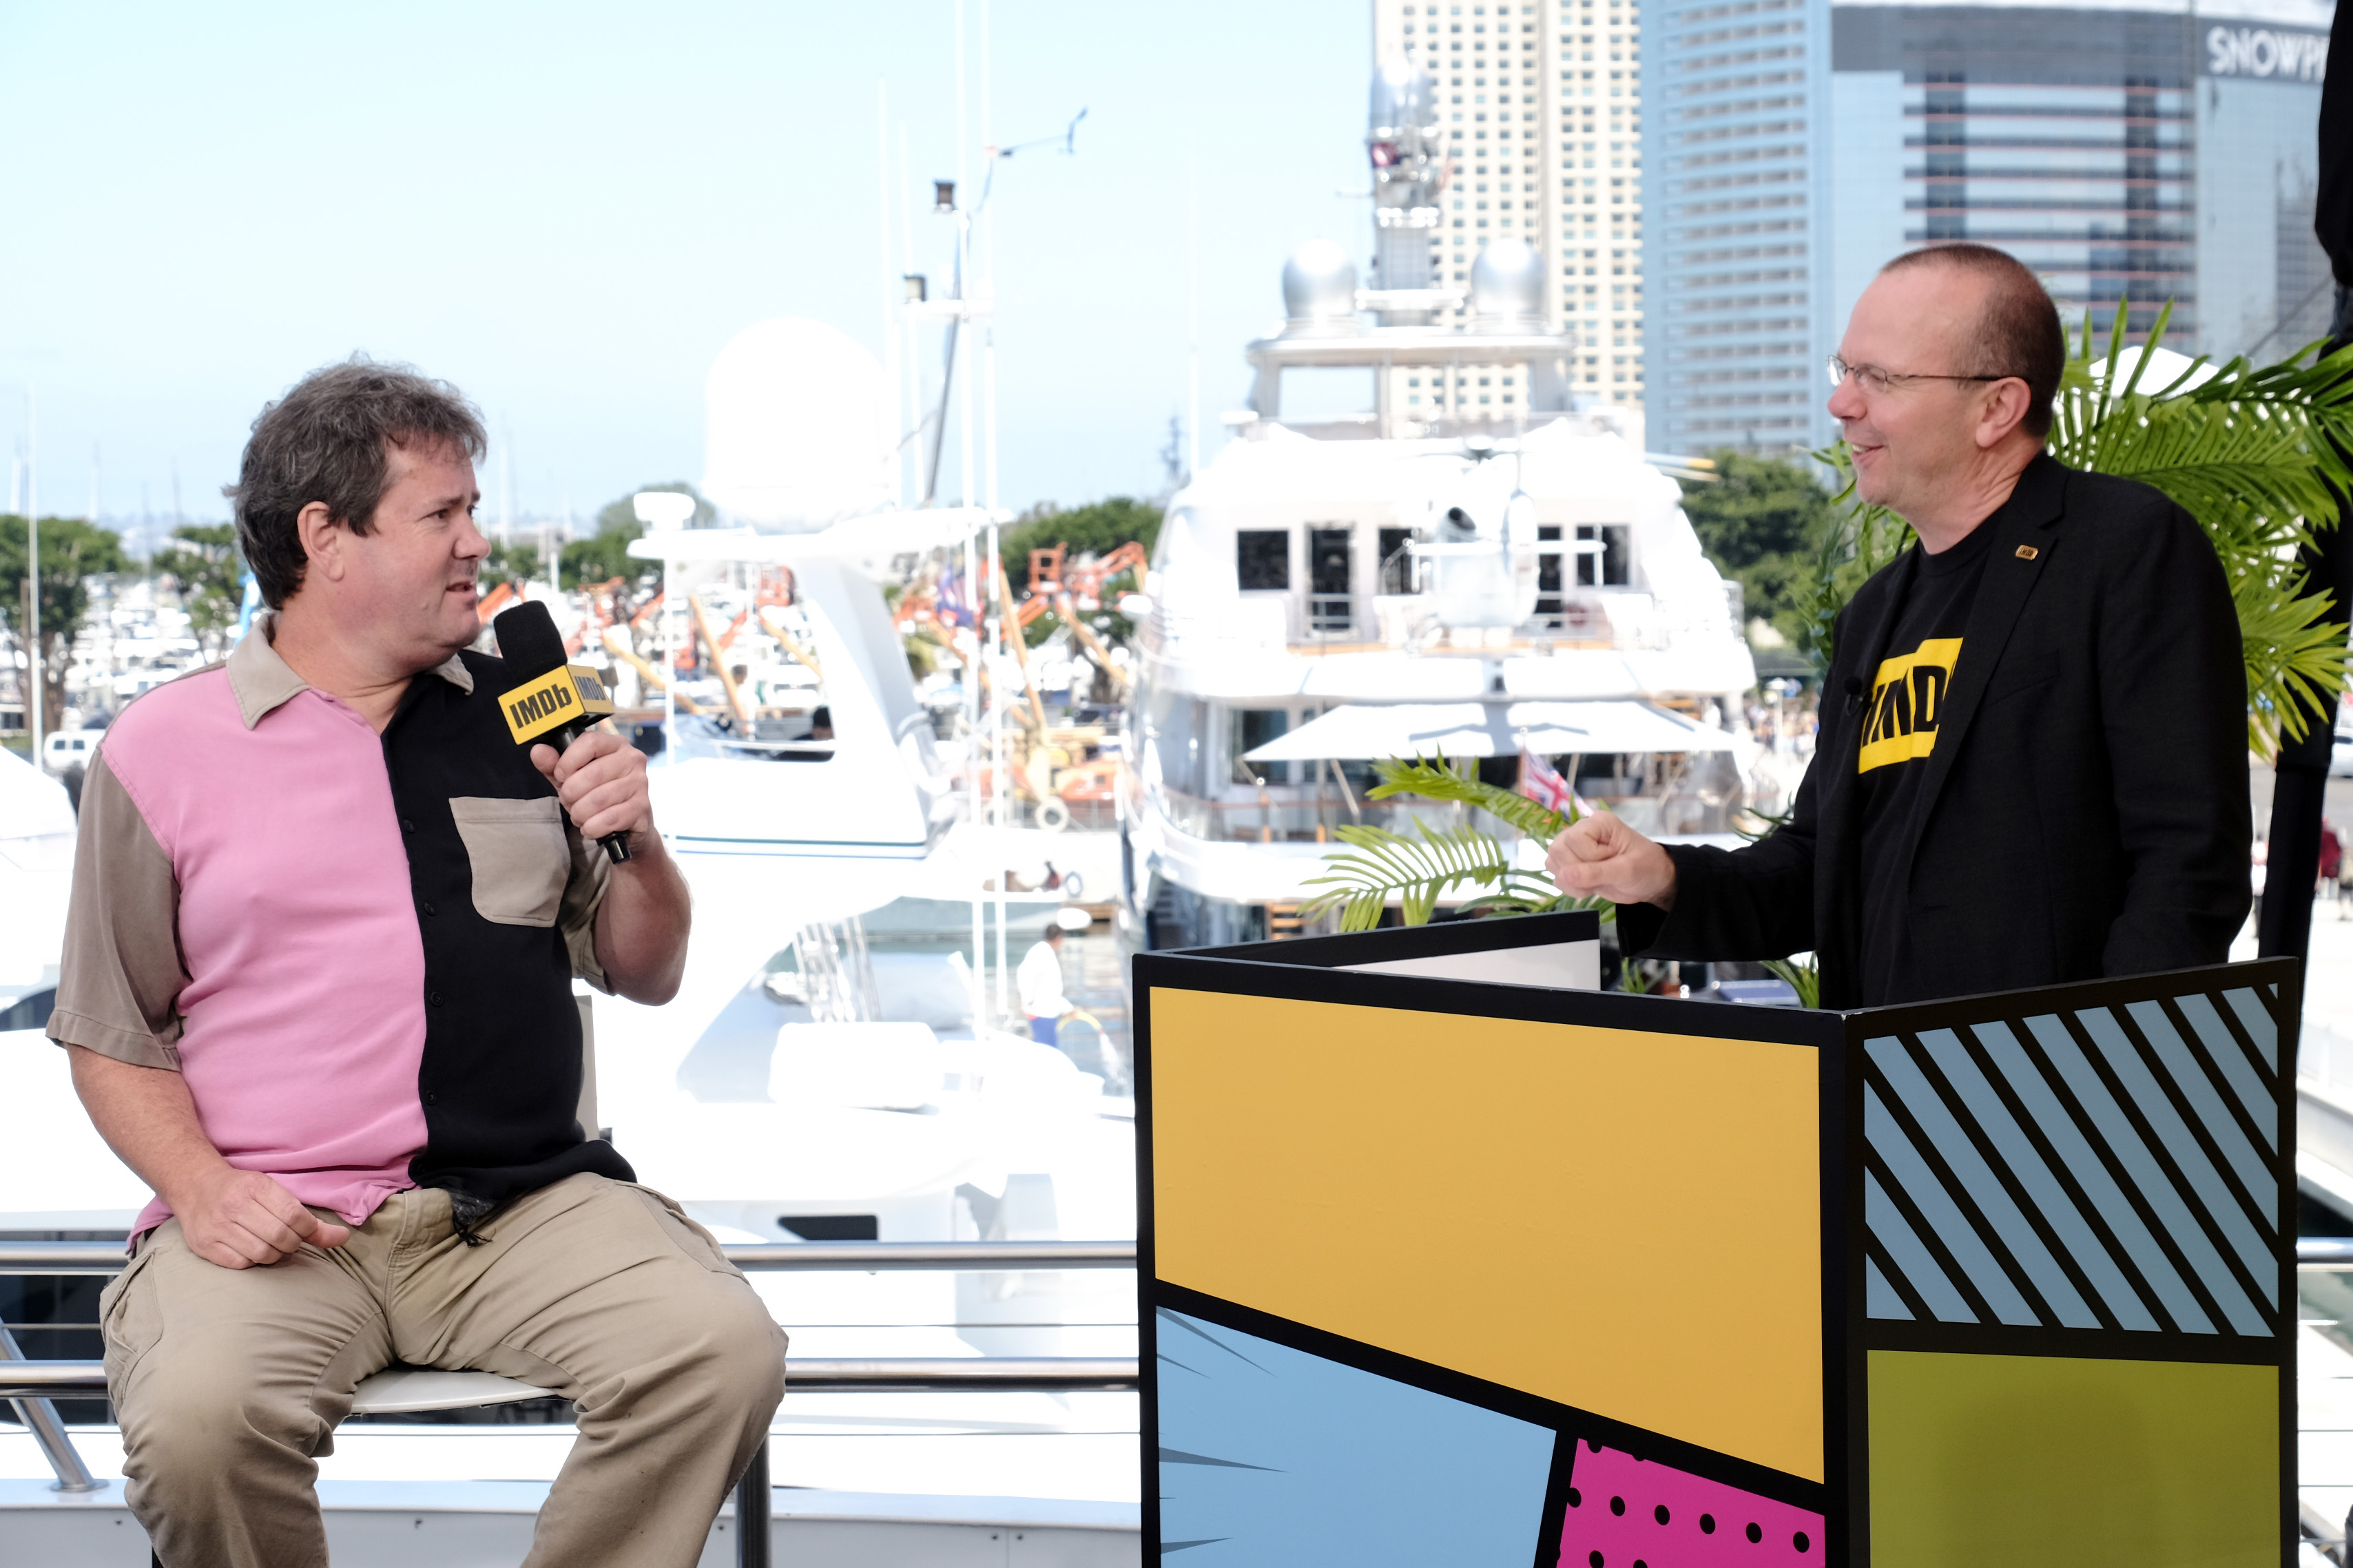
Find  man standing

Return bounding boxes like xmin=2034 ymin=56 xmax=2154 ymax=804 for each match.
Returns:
xmin=1547 ymin=244 xmax=2249 ymax=1007
xmin=1018 ymin=921 xmax=1072 ymax=1049
xmin=50 ymin=359 xmax=785 ymax=1568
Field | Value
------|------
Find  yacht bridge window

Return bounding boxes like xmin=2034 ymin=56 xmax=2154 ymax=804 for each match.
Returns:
xmin=1308 ymin=527 xmax=1354 ymax=634
xmin=1578 ymin=523 xmax=1632 ymax=587
xmin=1378 ymin=527 xmax=1422 ymax=595
xmin=1236 ymin=530 xmax=1291 ymax=592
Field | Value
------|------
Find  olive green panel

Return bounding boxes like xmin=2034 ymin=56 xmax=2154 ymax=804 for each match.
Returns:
xmin=1867 ymin=1350 xmax=2279 ymax=1567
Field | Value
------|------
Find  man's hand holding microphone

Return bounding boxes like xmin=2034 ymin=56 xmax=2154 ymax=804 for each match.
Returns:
xmin=1544 ymin=812 xmax=1681 ymax=909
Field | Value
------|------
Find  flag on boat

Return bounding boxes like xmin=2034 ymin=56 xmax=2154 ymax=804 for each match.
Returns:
xmin=1517 ymin=749 xmax=1590 ymax=821
xmin=935 ymin=567 xmax=977 ymax=629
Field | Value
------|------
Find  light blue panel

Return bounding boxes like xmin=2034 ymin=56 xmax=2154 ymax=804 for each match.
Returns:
xmin=2124 ymin=999 xmax=2277 ymax=1195
xmin=1989 ymin=1020 xmax=2212 ymax=1335
xmin=1870 ymin=1036 xmax=2098 ymax=1328
xmin=1866 ymin=1171 xmax=1975 ymax=1322
xmin=2077 ymin=1008 xmax=2274 ymax=1301
xmin=2175 ymin=992 xmax=2277 ymax=1140
xmin=2224 ymin=989 xmax=2280 ymax=1074
xmin=2023 ymin=1014 xmax=2266 ymax=1335
xmin=1913 ymin=1027 xmax=2157 ymax=1331
xmin=1866 ymin=1257 xmax=1914 ymax=1319
xmin=1157 ymin=1308 xmax=1556 ymax=1565
xmin=1865 ymin=1084 xmax=2039 ymax=1324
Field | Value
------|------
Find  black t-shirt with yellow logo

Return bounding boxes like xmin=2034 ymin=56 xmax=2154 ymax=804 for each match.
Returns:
xmin=1856 ymin=517 xmax=1998 ymax=1000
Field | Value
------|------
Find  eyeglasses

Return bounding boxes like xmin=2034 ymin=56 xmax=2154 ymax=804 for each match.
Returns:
xmin=1825 ymin=355 xmax=2017 ymax=395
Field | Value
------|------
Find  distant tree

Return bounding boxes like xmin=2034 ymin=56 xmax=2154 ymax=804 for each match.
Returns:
xmin=997 ymin=496 xmax=1162 ymax=593
xmin=149 ymin=524 xmax=244 ymax=656
xmin=0 ymin=514 xmax=129 ymax=733
xmin=563 ymin=517 xmax=649 ymax=589
xmin=480 ymin=540 xmax=541 ymax=591
xmin=571 ymin=482 xmax=709 ymax=592
xmin=1676 ymin=451 xmax=1835 ymax=646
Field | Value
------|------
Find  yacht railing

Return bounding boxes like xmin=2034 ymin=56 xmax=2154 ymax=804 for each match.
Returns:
xmin=1 ymin=1239 xmax=1141 ymax=1568
xmin=0 ymin=1238 xmax=1137 ymax=1275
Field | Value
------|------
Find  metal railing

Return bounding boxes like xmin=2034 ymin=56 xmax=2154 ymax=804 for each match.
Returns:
xmin=1 ymin=1238 xmax=1141 ymax=1568
xmin=0 ymin=1238 xmax=1137 ymax=1275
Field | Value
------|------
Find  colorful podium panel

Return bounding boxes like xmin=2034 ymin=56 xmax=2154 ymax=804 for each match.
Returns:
xmin=1135 ymin=912 xmax=2294 ymax=1567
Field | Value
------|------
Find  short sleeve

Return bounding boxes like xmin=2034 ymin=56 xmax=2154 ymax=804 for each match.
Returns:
xmin=48 ymin=753 xmax=187 ymax=1069
xmin=559 ymin=819 xmax=612 ymax=994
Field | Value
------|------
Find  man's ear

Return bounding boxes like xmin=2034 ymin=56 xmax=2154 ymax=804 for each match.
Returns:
xmin=1975 ymin=377 xmax=2033 ymax=450
xmin=294 ymin=501 xmax=347 ymax=584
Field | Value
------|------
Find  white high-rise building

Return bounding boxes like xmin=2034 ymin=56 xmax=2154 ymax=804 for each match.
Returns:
xmin=1373 ymin=0 xmax=1647 ymax=408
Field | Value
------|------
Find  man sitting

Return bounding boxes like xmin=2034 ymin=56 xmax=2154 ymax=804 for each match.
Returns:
xmin=50 ymin=359 xmax=786 ymax=1568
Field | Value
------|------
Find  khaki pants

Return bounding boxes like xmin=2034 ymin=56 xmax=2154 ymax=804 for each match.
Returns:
xmin=101 ymin=1173 xmax=788 ymax=1568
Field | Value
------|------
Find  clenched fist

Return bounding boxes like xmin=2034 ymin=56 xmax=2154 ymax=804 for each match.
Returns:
xmin=1545 ymin=811 xmax=1680 ymax=909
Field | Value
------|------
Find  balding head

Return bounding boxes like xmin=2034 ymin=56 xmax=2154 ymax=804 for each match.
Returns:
xmin=1878 ymin=244 xmax=2066 ymax=437
xmin=1828 ymin=244 xmax=2058 ymax=547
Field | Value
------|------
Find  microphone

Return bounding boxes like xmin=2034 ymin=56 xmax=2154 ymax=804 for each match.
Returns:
xmin=492 ymin=600 xmax=630 ymax=864
xmin=1843 ymin=675 xmax=1865 ymax=717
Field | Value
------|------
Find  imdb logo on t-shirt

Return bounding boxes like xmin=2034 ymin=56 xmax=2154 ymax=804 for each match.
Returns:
xmin=1859 ymin=637 xmax=1963 ymax=774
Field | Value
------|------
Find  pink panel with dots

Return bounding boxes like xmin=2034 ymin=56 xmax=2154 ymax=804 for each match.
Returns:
xmin=1557 ymin=1441 xmax=1824 ymax=1567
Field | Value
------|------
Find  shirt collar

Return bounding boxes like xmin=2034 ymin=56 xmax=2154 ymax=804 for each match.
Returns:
xmin=227 ymin=612 xmax=476 ymax=730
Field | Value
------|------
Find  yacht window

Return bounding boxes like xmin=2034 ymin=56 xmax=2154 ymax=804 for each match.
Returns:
xmin=1308 ymin=529 xmax=1352 ymax=596
xmin=1536 ymin=523 xmax=1565 ymax=619
xmin=1308 ymin=527 xmax=1354 ymax=634
xmin=1378 ymin=527 xmax=1420 ymax=595
xmin=1232 ymin=709 xmax=1289 ymax=782
xmin=1236 ymin=530 xmax=1291 ymax=592
xmin=1577 ymin=523 xmax=1632 ymax=587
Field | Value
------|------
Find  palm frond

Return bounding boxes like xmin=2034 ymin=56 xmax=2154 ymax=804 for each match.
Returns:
xmin=1298 ymin=820 xmax=1522 ymax=932
xmin=1365 ymin=755 xmax=1575 ymax=843
xmin=1761 ymin=958 xmax=1821 ymax=1010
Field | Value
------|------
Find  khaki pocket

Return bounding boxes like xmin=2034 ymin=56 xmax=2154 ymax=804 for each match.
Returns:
xmin=450 ymin=796 xmax=569 ymax=927
xmin=99 ymin=1238 xmax=166 ymax=1376
xmin=623 ymin=1182 xmax=743 ymax=1277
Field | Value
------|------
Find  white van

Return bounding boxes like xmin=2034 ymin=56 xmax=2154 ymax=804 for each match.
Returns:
xmin=41 ymin=730 xmax=99 ymax=776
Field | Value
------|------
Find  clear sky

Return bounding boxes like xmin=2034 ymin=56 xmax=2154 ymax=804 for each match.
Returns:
xmin=0 ymin=1 xmax=1373 ymax=545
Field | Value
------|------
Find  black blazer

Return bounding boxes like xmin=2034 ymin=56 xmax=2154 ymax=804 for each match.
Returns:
xmin=1619 ymin=452 xmax=2251 ymax=1009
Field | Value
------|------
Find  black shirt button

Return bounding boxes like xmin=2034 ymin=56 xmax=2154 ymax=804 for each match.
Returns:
xmin=422 ymin=901 xmax=437 ymax=917
xmin=428 ymin=990 xmax=444 ymax=1007
xmin=424 ymin=1091 xmax=438 ymax=1106
xmin=400 ymin=818 xmax=416 ymax=834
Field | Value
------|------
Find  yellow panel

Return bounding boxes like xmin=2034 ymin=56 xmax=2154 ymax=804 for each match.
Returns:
xmin=1867 ymin=1350 xmax=2278 ymax=1567
xmin=1150 ymin=986 xmax=1823 ymax=1481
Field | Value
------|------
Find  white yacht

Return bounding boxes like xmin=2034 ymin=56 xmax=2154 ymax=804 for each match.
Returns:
xmin=1124 ymin=64 xmax=1756 ymax=949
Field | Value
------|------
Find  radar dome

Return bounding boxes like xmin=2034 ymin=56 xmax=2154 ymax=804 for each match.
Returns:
xmin=1471 ymin=237 xmax=1545 ymax=331
xmin=1281 ymin=240 xmax=1360 ymax=335
xmin=701 ymin=317 xmax=893 ymax=531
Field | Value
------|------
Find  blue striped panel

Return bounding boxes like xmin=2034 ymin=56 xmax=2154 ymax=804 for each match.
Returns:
xmin=2174 ymin=992 xmax=2277 ymax=1146
xmin=1865 ymin=1169 xmax=1976 ymax=1322
xmin=2124 ymin=999 xmax=2277 ymax=1206
xmin=1866 ymin=1257 xmax=1914 ymax=1319
xmin=2222 ymin=988 xmax=2278 ymax=1074
xmin=1869 ymin=1037 xmax=2099 ymax=1328
xmin=1912 ymin=1028 xmax=2159 ymax=1331
xmin=2077 ymin=1008 xmax=2274 ymax=1303
xmin=1865 ymin=1084 xmax=2038 ymax=1324
xmin=1982 ymin=1021 xmax=2213 ymax=1335
xmin=2024 ymin=1014 xmax=2268 ymax=1335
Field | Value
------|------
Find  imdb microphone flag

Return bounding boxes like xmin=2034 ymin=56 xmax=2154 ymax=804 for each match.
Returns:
xmin=500 ymin=665 xmax=615 ymax=745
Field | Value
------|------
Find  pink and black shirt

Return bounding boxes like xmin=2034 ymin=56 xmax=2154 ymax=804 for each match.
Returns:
xmin=48 ymin=619 xmax=628 ymax=1238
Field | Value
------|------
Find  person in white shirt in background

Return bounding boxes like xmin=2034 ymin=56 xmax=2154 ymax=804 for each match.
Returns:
xmin=1017 ymin=923 xmax=1072 ymax=1049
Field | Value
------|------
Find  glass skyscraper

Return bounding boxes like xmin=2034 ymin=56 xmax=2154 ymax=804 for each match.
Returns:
xmin=1643 ymin=0 xmax=2334 ymax=456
